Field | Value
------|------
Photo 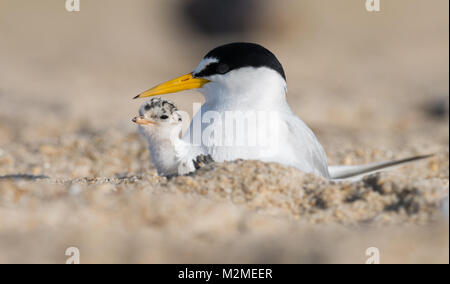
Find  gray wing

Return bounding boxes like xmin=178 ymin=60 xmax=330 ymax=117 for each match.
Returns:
xmin=328 ymin=154 xmax=433 ymax=181
xmin=285 ymin=114 xmax=330 ymax=178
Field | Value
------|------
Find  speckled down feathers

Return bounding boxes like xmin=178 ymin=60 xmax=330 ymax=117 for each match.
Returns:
xmin=139 ymin=98 xmax=182 ymax=122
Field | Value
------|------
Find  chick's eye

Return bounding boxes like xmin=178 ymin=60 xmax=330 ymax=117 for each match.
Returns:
xmin=160 ymin=115 xmax=169 ymax=120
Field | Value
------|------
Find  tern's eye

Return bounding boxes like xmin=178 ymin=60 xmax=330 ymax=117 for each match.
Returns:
xmin=160 ymin=115 xmax=169 ymax=120
xmin=216 ymin=63 xmax=229 ymax=74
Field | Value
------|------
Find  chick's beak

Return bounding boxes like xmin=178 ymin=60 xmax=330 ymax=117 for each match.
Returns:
xmin=134 ymin=73 xmax=210 ymax=99
xmin=132 ymin=116 xmax=155 ymax=125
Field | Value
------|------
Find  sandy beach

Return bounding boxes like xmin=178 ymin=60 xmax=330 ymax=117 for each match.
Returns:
xmin=0 ymin=0 xmax=448 ymax=263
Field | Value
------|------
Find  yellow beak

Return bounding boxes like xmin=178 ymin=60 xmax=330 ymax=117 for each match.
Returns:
xmin=132 ymin=115 xmax=155 ymax=125
xmin=134 ymin=73 xmax=210 ymax=99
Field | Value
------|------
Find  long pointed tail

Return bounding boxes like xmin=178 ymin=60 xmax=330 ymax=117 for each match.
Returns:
xmin=329 ymin=154 xmax=434 ymax=180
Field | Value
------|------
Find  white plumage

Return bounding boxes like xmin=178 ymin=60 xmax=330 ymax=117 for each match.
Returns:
xmin=135 ymin=98 xmax=211 ymax=177
xmin=185 ymin=65 xmax=330 ymax=177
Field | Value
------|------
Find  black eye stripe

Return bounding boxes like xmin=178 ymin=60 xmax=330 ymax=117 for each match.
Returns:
xmin=160 ymin=115 xmax=169 ymax=119
xmin=217 ymin=63 xmax=229 ymax=74
xmin=194 ymin=63 xmax=220 ymax=78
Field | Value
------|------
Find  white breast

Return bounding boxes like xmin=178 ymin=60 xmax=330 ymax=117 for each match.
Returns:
xmin=183 ymin=67 xmax=330 ymax=177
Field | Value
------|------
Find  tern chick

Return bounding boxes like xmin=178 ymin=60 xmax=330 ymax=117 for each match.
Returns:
xmin=133 ymin=98 xmax=213 ymax=177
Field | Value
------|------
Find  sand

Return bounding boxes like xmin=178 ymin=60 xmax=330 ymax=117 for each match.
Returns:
xmin=0 ymin=0 xmax=448 ymax=263
xmin=0 ymin=128 xmax=448 ymax=263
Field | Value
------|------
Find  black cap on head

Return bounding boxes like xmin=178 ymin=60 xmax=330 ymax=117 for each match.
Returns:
xmin=194 ymin=42 xmax=286 ymax=80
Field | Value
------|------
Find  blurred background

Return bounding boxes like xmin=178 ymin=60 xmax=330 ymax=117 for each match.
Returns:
xmin=0 ymin=0 xmax=448 ymax=143
xmin=0 ymin=0 xmax=448 ymax=263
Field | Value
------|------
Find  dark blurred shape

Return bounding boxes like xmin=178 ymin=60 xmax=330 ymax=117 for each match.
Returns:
xmin=0 ymin=174 xmax=49 ymax=181
xmin=181 ymin=0 xmax=262 ymax=36
xmin=423 ymin=96 xmax=449 ymax=120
